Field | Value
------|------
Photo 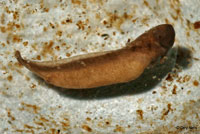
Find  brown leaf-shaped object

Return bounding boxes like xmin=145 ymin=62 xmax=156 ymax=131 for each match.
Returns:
xmin=15 ymin=24 xmax=175 ymax=89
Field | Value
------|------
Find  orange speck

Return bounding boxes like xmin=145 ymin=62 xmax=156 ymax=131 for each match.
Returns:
xmin=66 ymin=53 xmax=71 ymax=57
xmin=1 ymin=43 xmax=6 ymax=47
xmin=71 ymin=0 xmax=81 ymax=5
xmin=172 ymin=85 xmax=177 ymax=95
xmin=61 ymin=43 xmax=66 ymax=46
xmin=55 ymin=46 xmax=60 ymax=51
xmin=24 ymin=124 xmax=34 ymax=129
xmin=56 ymin=31 xmax=62 ymax=36
xmin=43 ymin=8 xmax=49 ymax=12
xmin=30 ymin=83 xmax=36 ymax=88
xmin=132 ymin=18 xmax=138 ymax=23
xmin=114 ymin=125 xmax=125 ymax=133
xmin=7 ymin=75 xmax=13 ymax=81
xmin=25 ymin=75 xmax=30 ymax=81
xmin=36 ymin=55 xmax=41 ymax=60
xmin=103 ymin=20 xmax=107 ymax=25
xmin=161 ymin=103 xmax=172 ymax=120
xmin=40 ymin=116 xmax=49 ymax=122
xmin=15 ymin=24 xmax=20 ymax=29
xmin=194 ymin=21 xmax=200 ymax=29
xmin=13 ymin=11 xmax=19 ymax=20
xmin=82 ymin=125 xmax=92 ymax=132
xmin=12 ymin=35 xmax=22 ymax=43
xmin=21 ymin=102 xmax=41 ymax=114
xmin=193 ymin=80 xmax=199 ymax=86
xmin=0 ymin=26 xmax=6 ymax=33
xmin=76 ymin=20 xmax=85 ymax=30
xmin=23 ymin=41 xmax=28 ymax=46
xmin=66 ymin=19 xmax=72 ymax=23
xmin=86 ymin=117 xmax=91 ymax=121
xmin=166 ymin=73 xmax=173 ymax=81
xmin=1 ymin=13 xmax=5 ymax=24
xmin=7 ymin=109 xmax=15 ymax=120
xmin=136 ymin=110 xmax=143 ymax=120
xmin=43 ymin=27 xmax=47 ymax=32
xmin=165 ymin=18 xmax=169 ymax=24
xmin=143 ymin=0 xmax=149 ymax=6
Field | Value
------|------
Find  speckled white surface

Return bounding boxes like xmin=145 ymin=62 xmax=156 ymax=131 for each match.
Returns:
xmin=0 ymin=0 xmax=200 ymax=134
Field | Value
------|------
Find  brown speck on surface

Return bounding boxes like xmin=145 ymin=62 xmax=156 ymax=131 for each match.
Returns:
xmin=24 ymin=124 xmax=35 ymax=129
xmin=132 ymin=18 xmax=138 ymax=23
xmin=43 ymin=8 xmax=49 ymax=12
xmin=161 ymin=103 xmax=172 ymax=120
xmin=193 ymin=80 xmax=199 ymax=86
xmin=30 ymin=83 xmax=36 ymax=88
xmin=136 ymin=110 xmax=143 ymax=120
xmin=25 ymin=75 xmax=30 ymax=81
xmin=71 ymin=0 xmax=81 ymax=5
xmin=66 ymin=53 xmax=71 ymax=57
xmin=41 ymin=40 xmax=54 ymax=57
xmin=194 ymin=21 xmax=200 ymax=29
xmin=23 ymin=41 xmax=28 ymax=46
xmin=152 ymin=91 xmax=157 ymax=94
xmin=36 ymin=55 xmax=41 ymax=60
xmin=13 ymin=11 xmax=19 ymax=20
xmin=7 ymin=109 xmax=15 ymax=121
xmin=61 ymin=120 xmax=70 ymax=129
xmin=114 ymin=125 xmax=125 ymax=133
xmin=105 ymin=121 xmax=110 ymax=125
xmin=56 ymin=31 xmax=62 ymax=36
xmin=7 ymin=75 xmax=13 ymax=81
xmin=101 ymin=33 xmax=109 ymax=37
xmin=0 ymin=26 xmax=6 ymax=33
xmin=143 ymin=0 xmax=149 ymax=6
xmin=12 ymin=35 xmax=22 ymax=43
xmin=86 ymin=117 xmax=91 ymax=121
xmin=165 ymin=18 xmax=169 ymax=24
xmin=106 ymin=11 xmax=132 ymax=31
xmin=187 ymin=90 xmax=191 ymax=95
xmin=82 ymin=124 xmax=92 ymax=132
xmin=193 ymin=57 xmax=200 ymax=61
xmin=76 ymin=20 xmax=85 ymax=30
xmin=61 ymin=43 xmax=66 ymax=46
xmin=66 ymin=19 xmax=72 ymax=23
xmin=43 ymin=26 xmax=47 ymax=32
xmin=55 ymin=46 xmax=60 ymax=51
xmin=1 ymin=42 xmax=6 ymax=47
xmin=1 ymin=13 xmax=5 ymax=24
xmin=49 ymin=22 xmax=55 ymax=29
xmin=172 ymin=85 xmax=177 ymax=94
xmin=166 ymin=73 xmax=173 ymax=81
xmin=21 ymin=102 xmax=40 ymax=114
xmin=40 ymin=116 xmax=49 ymax=122
xmin=103 ymin=20 xmax=107 ymax=25
xmin=186 ymin=31 xmax=190 ymax=37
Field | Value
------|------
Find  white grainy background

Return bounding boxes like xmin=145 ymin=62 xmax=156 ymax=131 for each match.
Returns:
xmin=0 ymin=0 xmax=200 ymax=134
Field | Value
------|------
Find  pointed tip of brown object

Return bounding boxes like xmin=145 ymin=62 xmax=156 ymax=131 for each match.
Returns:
xmin=15 ymin=50 xmax=26 ymax=66
xmin=15 ymin=50 xmax=20 ymax=58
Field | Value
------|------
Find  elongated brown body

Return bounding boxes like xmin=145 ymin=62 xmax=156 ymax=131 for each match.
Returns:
xmin=15 ymin=24 xmax=175 ymax=89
